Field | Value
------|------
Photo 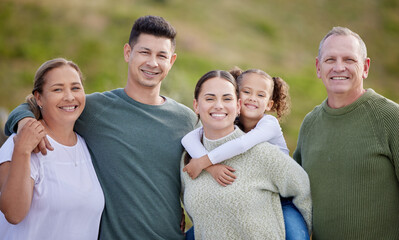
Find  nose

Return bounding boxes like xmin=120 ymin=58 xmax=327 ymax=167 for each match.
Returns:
xmin=146 ymin=55 xmax=158 ymax=68
xmin=333 ymin=59 xmax=345 ymax=72
xmin=248 ymin=93 xmax=256 ymax=102
xmin=214 ymin=99 xmax=223 ymax=109
xmin=64 ymin=89 xmax=75 ymax=101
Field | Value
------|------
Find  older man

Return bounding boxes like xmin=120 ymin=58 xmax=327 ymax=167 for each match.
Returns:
xmin=294 ymin=27 xmax=399 ymax=239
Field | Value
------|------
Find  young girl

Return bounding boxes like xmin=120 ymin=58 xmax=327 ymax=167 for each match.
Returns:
xmin=182 ymin=67 xmax=290 ymax=184
xmin=182 ymin=67 xmax=310 ymax=240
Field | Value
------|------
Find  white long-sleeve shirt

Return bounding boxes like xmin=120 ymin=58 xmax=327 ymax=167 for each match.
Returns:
xmin=181 ymin=115 xmax=289 ymax=164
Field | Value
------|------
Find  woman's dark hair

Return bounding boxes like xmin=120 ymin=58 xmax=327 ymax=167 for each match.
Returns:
xmin=194 ymin=70 xmax=238 ymax=101
xmin=26 ymin=58 xmax=83 ymax=120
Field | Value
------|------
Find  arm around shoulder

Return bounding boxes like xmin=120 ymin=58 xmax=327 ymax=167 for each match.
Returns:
xmin=5 ymin=103 xmax=35 ymax=136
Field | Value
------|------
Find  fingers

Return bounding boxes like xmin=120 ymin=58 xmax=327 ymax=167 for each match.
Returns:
xmin=216 ymin=178 xmax=227 ymax=187
xmin=33 ymin=146 xmax=40 ymax=154
xmin=43 ymin=137 xmax=54 ymax=151
xmin=224 ymin=169 xmax=237 ymax=179
xmin=38 ymin=139 xmax=48 ymax=155
xmin=225 ymin=166 xmax=236 ymax=172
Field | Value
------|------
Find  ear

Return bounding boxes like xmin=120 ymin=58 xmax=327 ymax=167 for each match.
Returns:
xmin=34 ymin=91 xmax=42 ymax=108
xmin=265 ymin=99 xmax=274 ymax=111
xmin=316 ymin=57 xmax=321 ymax=79
xmin=193 ymin=98 xmax=199 ymax=114
xmin=362 ymin=58 xmax=370 ymax=79
xmin=237 ymin=98 xmax=242 ymax=116
xmin=170 ymin=53 xmax=177 ymax=66
xmin=123 ymin=43 xmax=132 ymax=63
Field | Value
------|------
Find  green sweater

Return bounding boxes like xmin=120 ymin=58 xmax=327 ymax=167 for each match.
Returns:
xmin=293 ymin=89 xmax=399 ymax=240
xmin=5 ymin=88 xmax=198 ymax=240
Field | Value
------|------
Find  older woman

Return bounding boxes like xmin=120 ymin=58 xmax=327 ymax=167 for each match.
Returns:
xmin=0 ymin=58 xmax=104 ymax=240
xmin=181 ymin=70 xmax=311 ymax=239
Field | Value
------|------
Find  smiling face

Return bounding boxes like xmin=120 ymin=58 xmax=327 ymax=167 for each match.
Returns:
xmin=239 ymin=73 xmax=274 ymax=123
xmin=124 ymin=33 xmax=177 ymax=91
xmin=35 ymin=65 xmax=85 ymax=128
xmin=316 ymin=34 xmax=370 ymax=106
xmin=193 ymin=77 xmax=240 ymax=140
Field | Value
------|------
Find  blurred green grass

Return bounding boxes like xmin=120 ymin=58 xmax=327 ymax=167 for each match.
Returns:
xmin=1 ymin=0 xmax=398 ymax=152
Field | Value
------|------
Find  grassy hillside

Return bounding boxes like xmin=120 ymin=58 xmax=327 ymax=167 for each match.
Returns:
xmin=1 ymin=0 xmax=398 ymax=151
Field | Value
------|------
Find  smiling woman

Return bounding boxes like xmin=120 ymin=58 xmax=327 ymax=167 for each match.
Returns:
xmin=0 ymin=58 xmax=104 ymax=240
xmin=181 ymin=70 xmax=312 ymax=239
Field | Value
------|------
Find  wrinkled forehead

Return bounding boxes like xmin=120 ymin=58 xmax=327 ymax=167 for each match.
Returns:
xmin=320 ymin=35 xmax=363 ymax=59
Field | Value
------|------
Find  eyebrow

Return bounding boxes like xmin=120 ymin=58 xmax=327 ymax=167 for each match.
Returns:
xmin=204 ymin=93 xmax=234 ymax=97
xmin=139 ymin=47 xmax=169 ymax=55
xmin=50 ymin=82 xmax=82 ymax=87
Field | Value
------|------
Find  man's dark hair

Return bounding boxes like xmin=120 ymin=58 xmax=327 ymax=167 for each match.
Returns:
xmin=129 ymin=15 xmax=176 ymax=51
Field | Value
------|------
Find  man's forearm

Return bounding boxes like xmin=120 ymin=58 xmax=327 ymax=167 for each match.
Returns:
xmin=5 ymin=103 xmax=35 ymax=136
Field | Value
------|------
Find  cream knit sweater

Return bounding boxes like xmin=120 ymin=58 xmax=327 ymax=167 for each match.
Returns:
xmin=181 ymin=127 xmax=312 ymax=240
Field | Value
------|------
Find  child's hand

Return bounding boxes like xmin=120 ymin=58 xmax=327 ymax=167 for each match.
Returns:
xmin=205 ymin=164 xmax=236 ymax=187
xmin=183 ymin=155 xmax=212 ymax=179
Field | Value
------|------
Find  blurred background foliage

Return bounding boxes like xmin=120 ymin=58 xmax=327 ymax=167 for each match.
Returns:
xmin=1 ymin=0 xmax=398 ymax=151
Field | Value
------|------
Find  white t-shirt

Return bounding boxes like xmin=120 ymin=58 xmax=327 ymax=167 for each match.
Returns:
xmin=181 ymin=114 xmax=289 ymax=164
xmin=0 ymin=133 xmax=104 ymax=240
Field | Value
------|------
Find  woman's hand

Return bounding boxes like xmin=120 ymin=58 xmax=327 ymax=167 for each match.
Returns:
xmin=13 ymin=119 xmax=46 ymax=156
xmin=205 ymin=164 xmax=236 ymax=187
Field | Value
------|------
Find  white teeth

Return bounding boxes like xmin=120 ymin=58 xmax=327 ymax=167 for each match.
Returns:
xmin=60 ymin=106 xmax=76 ymax=111
xmin=245 ymin=104 xmax=257 ymax=109
xmin=211 ymin=114 xmax=226 ymax=117
xmin=143 ymin=70 xmax=158 ymax=75
xmin=331 ymin=77 xmax=347 ymax=80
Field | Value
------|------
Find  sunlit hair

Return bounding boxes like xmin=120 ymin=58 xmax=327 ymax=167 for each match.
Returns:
xmin=128 ymin=15 xmax=177 ymax=51
xmin=318 ymin=26 xmax=367 ymax=61
xmin=230 ymin=66 xmax=290 ymax=120
xmin=26 ymin=58 xmax=83 ymax=120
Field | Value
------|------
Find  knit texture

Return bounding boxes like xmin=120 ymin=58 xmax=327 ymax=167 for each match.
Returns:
xmin=181 ymin=127 xmax=312 ymax=240
xmin=294 ymin=89 xmax=399 ymax=240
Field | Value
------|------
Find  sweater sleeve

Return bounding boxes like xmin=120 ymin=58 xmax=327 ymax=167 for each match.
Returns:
xmin=4 ymin=103 xmax=35 ymax=136
xmin=207 ymin=115 xmax=287 ymax=164
xmin=268 ymin=149 xmax=312 ymax=233
xmin=293 ymin=111 xmax=315 ymax=165
xmin=381 ymin=101 xmax=399 ymax=181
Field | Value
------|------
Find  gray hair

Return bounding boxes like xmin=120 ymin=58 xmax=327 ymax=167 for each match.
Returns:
xmin=318 ymin=26 xmax=367 ymax=61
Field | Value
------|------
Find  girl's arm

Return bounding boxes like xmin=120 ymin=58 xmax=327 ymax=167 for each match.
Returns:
xmin=0 ymin=119 xmax=45 ymax=224
xmin=182 ymin=127 xmax=213 ymax=179
xmin=181 ymin=127 xmax=236 ymax=182
xmin=181 ymin=127 xmax=208 ymax=158
xmin=209 ymin=115 xmax=288 ymax=164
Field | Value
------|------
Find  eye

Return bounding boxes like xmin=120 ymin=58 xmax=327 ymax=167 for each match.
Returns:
xmin=205 ymin=98 xmax=214 ymax=101
xmin=72 ymin=86 xmax=81 ymax=91
xmin=258 ymin=94 xmax=266 ymax=98
xmin=53 ymin=88 xmax=62 ymax=92
xmin=158 ymin=54 xmax=168 ymax=59
xmin=139 ymin=51 xmax=150 ymax=55
xmin=325 ymin=58 xmax=335 ymax=63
